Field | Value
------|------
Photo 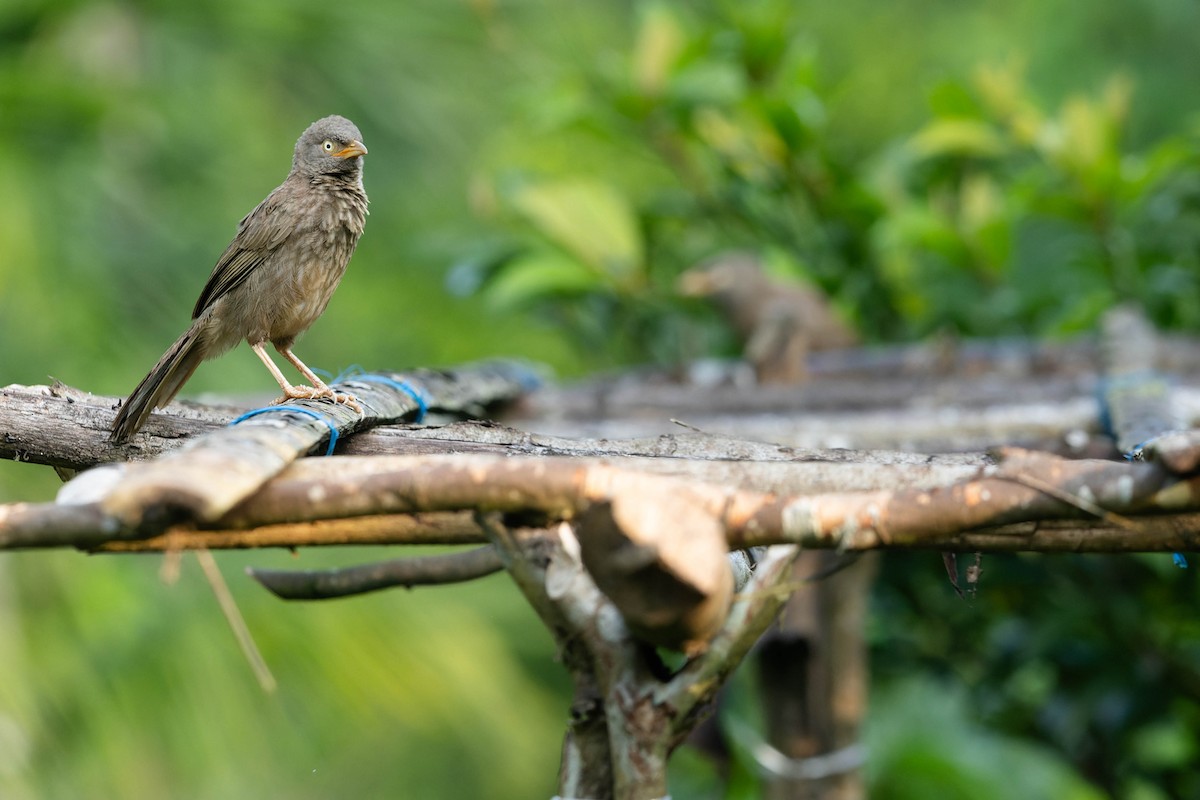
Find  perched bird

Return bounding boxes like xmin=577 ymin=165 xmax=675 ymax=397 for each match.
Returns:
xmin=110 ymin=115 xmax=369 ymax=443
xmin=678 ymin=252 xmax=859 ymax=384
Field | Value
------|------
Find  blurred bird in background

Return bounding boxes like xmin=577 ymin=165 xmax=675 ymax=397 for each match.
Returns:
xmin=678 ymin=252 xmax=859 ymax=384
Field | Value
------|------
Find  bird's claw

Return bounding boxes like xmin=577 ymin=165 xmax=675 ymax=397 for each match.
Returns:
xmin=330 ymin=391 xmax=364 ymax=413
xmin=276 ymin=385 xmax=363 ymax=413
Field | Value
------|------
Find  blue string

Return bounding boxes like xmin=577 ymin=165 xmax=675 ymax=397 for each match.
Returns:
xmin=227 ymin=404 xmax=340 ymax=456
xmin=1120 ymin=436 xmax=1190 ymax=568
xmin=1100 ymin=378 xmax=1190 ymax=569
xmin=1121 ymin=438 xmax=1189 ymax=568
xmin=333 ymin=364 xmax=367 ymax=382
xmin=344 ymin=374 xmax=429 ymax=422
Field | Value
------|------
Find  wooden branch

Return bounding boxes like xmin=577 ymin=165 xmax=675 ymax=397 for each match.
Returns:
xmin=0 ymin=502 xmax=126 ymax=549
xmin=247 ymin=545 xmax=503 ymax=600
xmin=342 ymin=421 xmax=990 ymax=494
xmin=0 ymin=360 xmax=538 ymax=470
xmin=206 ymin=449 xmax=1200 ymax=555
xmin=515 ymin=396 xmax=1115 ymax=453
xmin=660 ymin=545 xmax=802 ymax=744
xmin=2 ymin=363 xmax=535 ymax=532
xmin=478 ymin=518 xmax=804 ymax=797
xmin=1100 ymin=305 xmax=1183 ymax=456
xmin=13 ymin=339 xmax=1200 ymax=474
xmin=476 ymin=517 xmax=620 ymax=797
xmin=577 ymin=496 xmax=733 ymax=653
xmin=214 ymin=453 xmax=985 ymax=530
xmin=9 ymin=444 xmax=1200 ymax=556
xmin=729 ymin=446 xmax=1196 ymax=550
xmin=95 ymin=512 xmax=482 ymax=553
xmin=526 ymin=332 xmax=1200 ymax=421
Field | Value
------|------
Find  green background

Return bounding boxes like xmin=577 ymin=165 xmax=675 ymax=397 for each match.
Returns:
xmin=2 ymin=1 xmax=1199 ymax=797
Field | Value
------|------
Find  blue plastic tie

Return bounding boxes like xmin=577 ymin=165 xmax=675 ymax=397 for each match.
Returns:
xmin=345 ymin=374 xmax=429 ymax=422
xmin=1119 ymin=435 xmax=1189 ymax=567
xmin=227 ymin=404 xmax=340 ymax=456
xmin=333 ymin=364 xmax=367 ymax=382
xmin=1123 ymin=439 xmax=1154 ymax=461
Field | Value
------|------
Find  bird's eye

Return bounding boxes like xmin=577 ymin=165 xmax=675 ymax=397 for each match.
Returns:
xmin=322 ymin=140 xmax=334 ymax=152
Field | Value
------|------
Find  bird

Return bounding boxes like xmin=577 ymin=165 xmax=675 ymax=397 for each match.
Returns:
xmin=677 ymin=252 xmax=859 ymax=384
xmin=110 ymin=115 xmax=369 ymax=443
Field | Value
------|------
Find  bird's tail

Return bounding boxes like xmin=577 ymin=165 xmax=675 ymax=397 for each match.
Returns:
xmin=110 ymin=325 xmax=205 ymax=443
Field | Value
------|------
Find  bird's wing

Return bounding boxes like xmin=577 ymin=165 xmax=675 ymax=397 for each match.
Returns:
xmin=192 ymin=185 xmax=293 ymax=318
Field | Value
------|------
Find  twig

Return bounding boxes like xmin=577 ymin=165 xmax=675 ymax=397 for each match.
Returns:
xmin=195 ymin=549 xmax=276 ymax=693
xmin=1002 ymin=471 xmax=1140 ymax=530
xmin=732 ymin=552 xmax=862 ymax=602
xmin=247 ymin=545 xmax=502 ymax=600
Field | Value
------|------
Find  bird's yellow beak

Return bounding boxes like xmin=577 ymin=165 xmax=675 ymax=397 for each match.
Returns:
xmin=334 ymin=140 xmax=368 ymax=159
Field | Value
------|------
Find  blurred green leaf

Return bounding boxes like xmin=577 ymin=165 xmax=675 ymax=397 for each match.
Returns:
xmin=483 ymin=250 xmax=606 ymax=310
xmin=511 ymin=179 xmax=644 ymax=286
xmin=868 ymin=679 xmax=1107 ymax=800
xmin=632 ymin=3 xmax=686 ymax=97
xmin=1130 ymin=720 xmax=1197 ymax=770
xmin=909 ymin=118 xmax=1008 ymax=160
xmin=669 ymin=60 xmax=746 ymax=108
xmin=928 ymin=79 xmax=986 ymax=119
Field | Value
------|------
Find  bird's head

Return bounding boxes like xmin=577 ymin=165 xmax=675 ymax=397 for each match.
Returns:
xmin=677 ymin=252 xmax=765 ymax=301
xmin=292 ymin=115 xmax=367 ymax=179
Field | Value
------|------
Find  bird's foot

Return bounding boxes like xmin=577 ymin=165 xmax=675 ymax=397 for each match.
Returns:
xmin=275 ymin=384 xmax=363 ymax=413
xmin=329 ymin=391 xmax=364 ymax=413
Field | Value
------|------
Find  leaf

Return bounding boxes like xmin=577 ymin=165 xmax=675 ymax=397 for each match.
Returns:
xmin=669 ymin=60 xmax=746 ymax=108
xmin=511 ymin=179 xmax=643 ymax=285
xmin=928 ymin=79 xmax=984 ymax=119
xmin=483 ymin=250 xmax=606 ymax=310
xmin=909 ymin=118 xmax=1008 ymax=160
xmin=632 ymin=3 xmax=685 ymax=97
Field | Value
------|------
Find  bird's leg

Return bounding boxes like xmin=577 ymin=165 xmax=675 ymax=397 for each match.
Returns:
xmin=249 ymin=342 xmax=357 ymax=410
xmin=250 ymin=342 xmax=303 ymax=396
xmin=274 ymin=343 xmax=363 ymax=412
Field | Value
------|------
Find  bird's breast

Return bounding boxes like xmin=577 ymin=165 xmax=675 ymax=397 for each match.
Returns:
xmin=219 ymin=181 xmax=368 ymax=345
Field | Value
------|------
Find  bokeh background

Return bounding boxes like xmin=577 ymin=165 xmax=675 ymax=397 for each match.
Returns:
xmin=3 ymin=1 xmax=1200 ymax=797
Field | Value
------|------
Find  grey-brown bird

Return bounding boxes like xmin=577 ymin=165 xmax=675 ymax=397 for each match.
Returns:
xmin=110 ymin=115 xmax=369 ymax=443
xmin=678 ymin=252 xmax=858 ymax=384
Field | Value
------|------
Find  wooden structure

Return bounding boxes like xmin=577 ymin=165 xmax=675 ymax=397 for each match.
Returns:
xmin=3 ymin=308 xmax=1200 ymax=798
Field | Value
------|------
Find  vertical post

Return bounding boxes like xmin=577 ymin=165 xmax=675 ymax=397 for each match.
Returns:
xmin=757 ymin=552 xmax=875 ymax=799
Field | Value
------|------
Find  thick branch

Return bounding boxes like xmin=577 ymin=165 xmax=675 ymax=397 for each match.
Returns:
xmin=660 ymin=545 xmax=802 ymax=742
xmin=1 ymin=359 xmax=537 ymax=475
xmin=94 ymin=512 xmax=482 ymax=552
xmin=8 ymin=447 xmax=1200 ymax=556
xmin=476 ymin=517 xmax=618 ymax=797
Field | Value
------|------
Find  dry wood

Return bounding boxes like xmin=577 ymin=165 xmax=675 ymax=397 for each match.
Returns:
xmin=96 ymin=512 xmax=482 ymax=552
xmin=0 ymin=363 xmax=536 ymax=531
xmin=479 ymin=513 xmax=802 ymax=798
xmin=248 ymin=545 xmax=503 ymax=600
xmin=578 ymin=496 xmax=733 ymax=654
xmin=0 ymin=361 xmax=537 ymax=469
xmin=12 ymin=340 xmax=1200 ymax=470
xmin=8 ymin=444 xmax=1200 ymax=556
xmin=1100 ymin=305 xmax=1184 ymax=456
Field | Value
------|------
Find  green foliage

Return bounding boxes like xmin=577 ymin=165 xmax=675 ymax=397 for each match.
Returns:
xmin=866 ymin=679 xmax=1105 ymax=800
xmin=5 ymin=0 xmax=1200 ymax=797
xmin=468 ymin=2 xmax=1200 ymax=357
xmin=873 ymin=552 xmax=1200 ymax=798
xmin=876 ymin=63 xmax=1200 ymax=336
xmin=468 ymin=0 xmax=892 ymax=362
